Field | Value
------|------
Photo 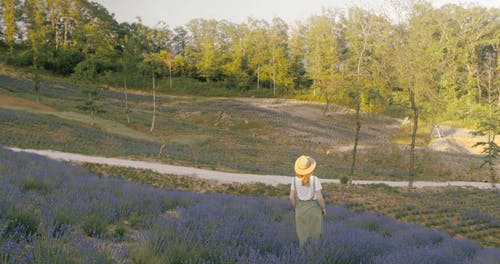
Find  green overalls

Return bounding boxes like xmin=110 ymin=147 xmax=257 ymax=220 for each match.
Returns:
xmin=293 ymin=176 xmax=323 ymax=247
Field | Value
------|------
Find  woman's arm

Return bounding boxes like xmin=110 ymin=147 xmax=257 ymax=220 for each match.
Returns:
xmin=289 ymin=190 xmax=296 ymax=208
xmin=315 ymin=190 xmax=326 ymax=216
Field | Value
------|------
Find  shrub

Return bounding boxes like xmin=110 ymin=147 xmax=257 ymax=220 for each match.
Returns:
xmin=340 ymin=176 xmax=349 ymax=184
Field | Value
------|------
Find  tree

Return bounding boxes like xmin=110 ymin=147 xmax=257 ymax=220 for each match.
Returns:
xmin=25 ymin=0 xmax=47 ymax=103
xmin=433 ymin=5 xmax=498 ymax=120
xmin=170 ymin=26 xmax=188 ymax=76
xmin=2 ymin=0 xmax=17 ymax=54
xmin=71 ymin=0 xmax=118 ymax=82
xmin=268 ymin=17 xmax=291 ymax=96
xmin=344 ymin=7 xmax=392 ymax=183
xmin=76 ymin=87 xmax=105 ymax=126
xmin=223 ymin=22 xmax=251 ymax=89
xmin=185 ymin=19 xmax=223 ymax=82
xmin=346 ymin=7 xmax=370 ymax=184
xmin=165 ymin=49 xmax=174 ymax=90
xmin=472 ymin=49 xmax=499 ymax=188
xmin=137 ymin=20 xmax=170 ymax=132
xmin=247 ymin=18 xmax=270 ymax=90
xmin=116 ymin=24 xmax=134 ymax=123
xmin=303 ymin=11 xmax=343 ymax=112
xmin=390 ymin=1 xmax=441 ymax=188
xmin=473 ymin=108 xmax=500 ymax=189
xmin=288 ymin=22 xmax=309 ymax=90
xmin=73 ymin=0 xmax=118 ymax=79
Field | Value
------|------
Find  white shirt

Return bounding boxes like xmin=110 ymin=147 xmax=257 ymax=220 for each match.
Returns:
xmin=290 ymin=176 xmax=322 ymax=201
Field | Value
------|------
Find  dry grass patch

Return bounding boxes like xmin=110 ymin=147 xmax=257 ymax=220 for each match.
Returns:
xmin=0 ymin=93 xmax=57 ymax=112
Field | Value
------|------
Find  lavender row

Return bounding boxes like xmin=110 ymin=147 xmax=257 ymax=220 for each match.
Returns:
xmin=0 ymin=74 xmax=150 ymax=103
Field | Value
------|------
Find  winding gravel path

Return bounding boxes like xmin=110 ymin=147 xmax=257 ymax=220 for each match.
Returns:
xmin=8 ymin=147 xmax=496 ymax=189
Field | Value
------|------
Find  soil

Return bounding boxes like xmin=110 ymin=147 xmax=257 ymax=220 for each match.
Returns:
xmin=0 ymin=93 xmax=56 ymax=112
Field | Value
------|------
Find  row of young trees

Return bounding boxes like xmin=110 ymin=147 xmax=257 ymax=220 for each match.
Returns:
xmin=1 ymin=0 xmax=498 ymax=186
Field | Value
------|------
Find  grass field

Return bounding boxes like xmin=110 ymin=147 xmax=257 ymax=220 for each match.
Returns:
xmin=0 ymin=72 xmax=494 ymax=182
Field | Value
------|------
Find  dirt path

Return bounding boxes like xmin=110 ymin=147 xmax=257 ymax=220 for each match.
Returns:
xmin=8 ymin=147 xmax=495 ymax=189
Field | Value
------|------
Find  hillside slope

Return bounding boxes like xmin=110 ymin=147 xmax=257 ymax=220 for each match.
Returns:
xmin=0 ymin=72 xmax=496 ymax=182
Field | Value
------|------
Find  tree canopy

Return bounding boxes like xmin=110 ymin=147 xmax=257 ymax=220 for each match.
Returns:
xmin=0 ymin=1 xmax=498 ymax=123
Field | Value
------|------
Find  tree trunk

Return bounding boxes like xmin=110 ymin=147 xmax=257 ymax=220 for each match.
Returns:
xmin=169 ymin=60 xmax=173 ymax=90
xmin=63 ymin=17 xmax=69 ymax=48
xmin=35 ymin=71 xmax=40 ymax=104
xmin=150 ymin=65 xmax=156 ymax=133
xmin=349 ymin=103 xmax=361 ymax=185
xmin=272 ymin=45 xmax=276 ymax=97
xmin=488 ymin=132 xmax=496 ymax=188
xmin=467 ymin=63 xmax=480 ymax=104
xmin=476 ymin=69 xmax=482 ymax=104
xmin=89 ymin=92 xmax=95 ymax=126
xmin=33 ymin=47 xmax=40 ymax=104
xmin=349 ymin=23 xmax=369 ymax=185
xmin=486 ymin=55 xmax=496 ymax=188
xmin=497 ymin=86 xmax=500 ymax=106
xmin=51 ymin=16 xmax=60 ymax=49
xmin=123 ymin=60 xmax=130 ymax=124
xmin=408 ymin=90 xmax=418 ymax=188
xmin=323 ymin=87 xmax=330 ymax=115
xmin=257 ymin=65 xmax=260 ymax=90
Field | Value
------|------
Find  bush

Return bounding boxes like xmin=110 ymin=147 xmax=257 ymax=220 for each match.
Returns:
xmin=45 ymin=49 xmax=85 ymax=76
xmin=5 ymin=51 xmax=33 ymax=67
xmin=340 ymin=176 xmax=349 ymax=184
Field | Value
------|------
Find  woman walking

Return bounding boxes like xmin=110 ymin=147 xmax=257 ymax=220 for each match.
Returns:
xmin=289 ymin=155 xmax=326 ymax=247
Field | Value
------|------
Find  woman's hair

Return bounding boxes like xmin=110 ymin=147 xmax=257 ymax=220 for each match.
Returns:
xmin=296 ymin=173 xmax=312 ymax=186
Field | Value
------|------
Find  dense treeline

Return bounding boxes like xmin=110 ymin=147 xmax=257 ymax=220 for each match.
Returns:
xmin=0 ymin=1 xmax=497 ymax=117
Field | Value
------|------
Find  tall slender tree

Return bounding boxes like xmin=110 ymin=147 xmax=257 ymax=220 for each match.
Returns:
xmin=288 ymin=22 xmax=308 ymax=90
xmin=223 ymin=22 xmax=251 ymax=89
xmin=138 ymin=20 xmax=169 ymax=132
xmin=269 ymin=17 xmax=291 ymax=96
xmin=186 ymin=19 xmax=222 ymax=82
xmin=2 ymin=0 xmax=17 ymax=54
xmin=117 ymin=27 xmax=132 ymax=123
xmin=473 ymin=48 xmax=499 ymax=188
xmin=303 ymin=11 xmax=343 ymax=112
xmin=247 ymin=18 xmax=270 ymax=90
xmin=25 ymin=0 xmax=47 ymax=103
xmin=390 ymin=1 xmax=441 ymax=188
xmin=345 ymin=7 xmax=384 ymax=184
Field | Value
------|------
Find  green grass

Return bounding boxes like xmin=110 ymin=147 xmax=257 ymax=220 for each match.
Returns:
xmin=51 ymin=111 xmax=160 ymax=143
xmin=83 ymin=163 xmax=288 ymax=197
xmin=0 ymin=70 xmax=494 ymax=181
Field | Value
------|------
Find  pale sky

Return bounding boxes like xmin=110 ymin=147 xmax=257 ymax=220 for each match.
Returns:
xmin=94 ymin=0 xmax=500 ymax=27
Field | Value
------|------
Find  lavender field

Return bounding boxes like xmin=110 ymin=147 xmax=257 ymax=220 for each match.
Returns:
xmin=0 ymin=147 xmax=498 ymax=263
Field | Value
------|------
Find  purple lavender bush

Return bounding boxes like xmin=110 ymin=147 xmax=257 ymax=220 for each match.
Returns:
xmin=0 ymin=146 xmax=498 ymax=263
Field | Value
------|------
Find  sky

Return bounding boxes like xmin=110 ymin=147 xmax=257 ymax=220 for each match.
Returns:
xmin=93 ymin=0 xmax=500 ymax=28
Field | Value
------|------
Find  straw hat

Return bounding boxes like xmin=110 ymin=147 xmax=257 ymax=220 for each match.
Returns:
xmin=294 ymin=155 xmax=316 ymax=176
